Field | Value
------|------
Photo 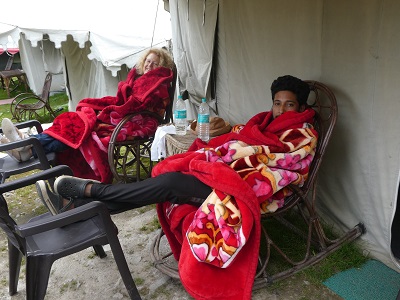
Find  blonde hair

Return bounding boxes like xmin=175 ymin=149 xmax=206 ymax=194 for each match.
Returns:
xmin=136 ymin=48 xmax=174 ymax=75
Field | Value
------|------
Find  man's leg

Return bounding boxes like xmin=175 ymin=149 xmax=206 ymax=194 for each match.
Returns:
xmin=60 ymin=172 xmax=212 ymax=212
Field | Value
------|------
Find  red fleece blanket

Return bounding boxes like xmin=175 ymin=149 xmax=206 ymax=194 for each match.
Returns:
xmin=153 ymin=109 xmax=318 ymax=300
xmin=44 ymin=67 xmax=173 ymax=183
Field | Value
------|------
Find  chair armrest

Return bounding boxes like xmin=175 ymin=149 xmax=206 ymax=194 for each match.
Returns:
xmin=0 ymin=137 xmax=51 ymax=167
xmin=15 ymin=120 xmax=44 ymax=133
xmin=0 ymin=165 xmax=73 ymax=193
xmin=16 ymin=201 xmax=112 ymax=237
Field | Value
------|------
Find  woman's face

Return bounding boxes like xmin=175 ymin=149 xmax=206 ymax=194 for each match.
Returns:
xmin=143 ymin=53 xmax=160 ymax=74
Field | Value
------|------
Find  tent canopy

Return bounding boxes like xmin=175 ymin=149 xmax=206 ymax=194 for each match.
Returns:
xmin=0 ymin=0 xmax=172 ymax=108
xmin=0 ymin=0 xmax=172 ymax=75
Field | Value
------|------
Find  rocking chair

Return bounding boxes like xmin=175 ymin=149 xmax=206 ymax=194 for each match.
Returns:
xmin=108 ymin=64 xmax=177 ymax=183
xmin=150 ymin=80 xmax=365 ymax=287
xmin=10 ymin=73 xmax=56 ymax=122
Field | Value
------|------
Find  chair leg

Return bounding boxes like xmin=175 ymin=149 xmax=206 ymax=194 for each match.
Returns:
xmin=108 ymin=235 xmax=141 ymax=300
xmin=93 ymin=245 xmax=107 ymax=258
xmin=8 ymin=240 xmax=23 ymax=296
xmin=26 ymin=255 xmax=54 ymax=300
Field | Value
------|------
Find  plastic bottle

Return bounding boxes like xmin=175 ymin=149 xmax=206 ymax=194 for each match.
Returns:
xmin=174 ymin=95 xmax=187 ymax=135
xmin=197 ymin=98 xmax=210 ymax=142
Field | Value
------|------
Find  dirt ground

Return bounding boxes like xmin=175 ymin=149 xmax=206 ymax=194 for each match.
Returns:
xmin=0 ymin=190 xmax=343 ymax=300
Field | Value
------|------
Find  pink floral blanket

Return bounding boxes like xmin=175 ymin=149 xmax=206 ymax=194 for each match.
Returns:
xmin=153 ymin=109 xmax=318 ymax=299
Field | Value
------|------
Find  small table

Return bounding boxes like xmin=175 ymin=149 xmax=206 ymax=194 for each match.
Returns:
xmin=165 ymin=132 xmax=197 ymax=157
xmin=0 ymin=69 xmax=29 ymax=98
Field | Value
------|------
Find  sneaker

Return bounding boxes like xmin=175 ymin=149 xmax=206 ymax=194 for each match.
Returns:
xmin=36 ymin=180 xmax=62 ymax=215
xmin=0 ymin=133 xmax=32 ymax=162
xmin=2 ymin=118 xmax=26 ymax=143
xmin=54 ymin=175 xmax=100 ymax=199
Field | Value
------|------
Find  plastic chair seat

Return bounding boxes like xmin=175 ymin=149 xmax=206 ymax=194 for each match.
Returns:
xmin=25 ymin=214 xmax=106 ymax=254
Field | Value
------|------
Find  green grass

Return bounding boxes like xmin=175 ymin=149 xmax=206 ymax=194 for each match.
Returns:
xmin=259 ymin=210 xmax=368 ymax=288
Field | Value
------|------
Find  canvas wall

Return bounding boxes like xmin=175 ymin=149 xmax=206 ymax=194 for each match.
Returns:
xmin=170 ymin=0 xmax=400 ymax=270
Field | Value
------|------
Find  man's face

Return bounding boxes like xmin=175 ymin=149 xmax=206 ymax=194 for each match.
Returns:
xmin=272 ymin=90 xmax=304 ymax=119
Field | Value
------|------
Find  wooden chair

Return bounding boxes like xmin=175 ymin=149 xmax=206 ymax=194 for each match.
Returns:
xmin=10 ymin=73 xmax=56 ymax=122
xmin=108 ymin=65 xmax=177 ymax=183
xmin=150 ymin=80 xmax=365 ymax=287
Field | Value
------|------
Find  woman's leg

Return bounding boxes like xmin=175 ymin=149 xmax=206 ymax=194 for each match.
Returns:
xmin=32 ymin=133 xmax=69 ymax=155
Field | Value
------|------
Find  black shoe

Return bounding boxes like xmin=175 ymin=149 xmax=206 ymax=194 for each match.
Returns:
xmin=54 ymin=175 xmax=100 ymax=199
xmin=36 ymin=180 xmax=62 ymax=215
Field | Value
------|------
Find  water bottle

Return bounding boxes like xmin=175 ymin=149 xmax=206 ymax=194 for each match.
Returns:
xmin=197 ymin=98 xmax=210 ymax=142
xmin=174 ymin=95 xmax=187 ymax=135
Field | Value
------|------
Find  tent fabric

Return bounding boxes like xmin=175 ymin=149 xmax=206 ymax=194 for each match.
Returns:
xmin=169 ymin=0 xmax=219 ymax=120
xmin=0 ymin=48 xmax=18 ymax=55
xmin=0 ymin=0 xmax=171 ymax=108
xmin=18 ymin=37 xmax=65 ymax=95
xmin=169 ymin=0 xmax=400 ymax=272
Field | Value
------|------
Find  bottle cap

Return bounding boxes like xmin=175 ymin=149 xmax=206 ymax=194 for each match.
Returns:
xmin=178 ymin=95 xmax=182 ymax=100
xmin=201 ymin=98 xmax=206 ymax=103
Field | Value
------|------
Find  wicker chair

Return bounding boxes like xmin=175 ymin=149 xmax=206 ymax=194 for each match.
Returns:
xmin=108 ymin=65 xmax=177 ymax=183
xmin=150 ymin=80 xmax=365 ymax=287
xmin=10 ymin=73 xmax=56 ymax=122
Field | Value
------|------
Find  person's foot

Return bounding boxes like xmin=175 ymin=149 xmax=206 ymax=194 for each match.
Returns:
xmin=0 ymin=133 xmax=32 ymax=162
xmin=36 ymin=180 xmax=77 ymax=215
xmin=2 ymin=118 xmax=28 ymax=143
xmin=54 ymin=175 xmax=100 ymax=199
xmin=36 ymin=180 xmax=65 ymax=215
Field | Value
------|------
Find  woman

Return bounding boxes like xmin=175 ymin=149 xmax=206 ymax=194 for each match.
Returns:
xmin=1 ymin=48 xmax=175 ymax=183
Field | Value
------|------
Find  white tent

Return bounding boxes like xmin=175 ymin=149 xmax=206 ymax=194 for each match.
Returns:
xmin=0 ymin=0 xmax=172 ymax=109
xmin=166 ymin=0 xmax=400 ymax=272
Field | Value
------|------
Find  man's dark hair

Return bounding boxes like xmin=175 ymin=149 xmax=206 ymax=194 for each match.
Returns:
xmin=270 ymin=75 xmax=310 ymax=106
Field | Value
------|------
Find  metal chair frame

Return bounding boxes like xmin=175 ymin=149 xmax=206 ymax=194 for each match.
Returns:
xmin=108 ymin=65 xmax=177 ymax=183
xmin=10 ymin=73 xmax=56 ymax=122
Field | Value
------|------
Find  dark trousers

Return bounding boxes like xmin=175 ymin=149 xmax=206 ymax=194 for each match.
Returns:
xmin=87 ymin=172 xmax=212 ymax=212
xmin=32 ymin=133 xmax=69 ymax=156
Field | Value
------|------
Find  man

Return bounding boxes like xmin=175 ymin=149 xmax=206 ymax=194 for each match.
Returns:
xmin=36 ymin=74 xmax=317 ymax=299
